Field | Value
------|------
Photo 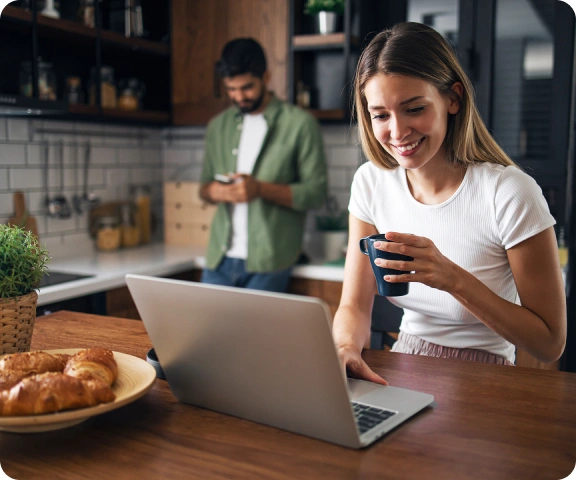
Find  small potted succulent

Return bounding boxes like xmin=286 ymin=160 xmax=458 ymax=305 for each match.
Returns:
xmin=304 ymin=0 xmax=345 ymax=35
xmin=0 ymin=224 xmax=49 ymax=354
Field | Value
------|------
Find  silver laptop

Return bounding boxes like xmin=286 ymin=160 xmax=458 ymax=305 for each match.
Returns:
xmin=125 ymin=274 xmax=434 ymax=449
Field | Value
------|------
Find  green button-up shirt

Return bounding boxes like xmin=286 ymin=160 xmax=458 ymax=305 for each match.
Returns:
xmin=201 ymin=95 xmax=328 ymax=272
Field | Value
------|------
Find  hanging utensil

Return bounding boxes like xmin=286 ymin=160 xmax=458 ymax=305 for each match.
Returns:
xmin=80 ymin=142 xmax=100 ymax=211
xmin=53 ymin=140 xmax=72 ymax=218
xmin=45 ymin=142 xmax=62 ymax=218
xmin=72 ymin=142 xmax=83 ymax=214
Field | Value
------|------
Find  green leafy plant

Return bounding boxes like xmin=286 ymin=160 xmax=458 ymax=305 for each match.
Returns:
xmin=304 ymin=0 xmax=345 ymax=15
xmin=0 ymin=224 xmax=49 ymax=299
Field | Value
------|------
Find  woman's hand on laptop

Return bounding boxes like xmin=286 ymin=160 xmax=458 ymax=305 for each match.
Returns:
xmin=337 ymin=345 xmax=388 ymax=385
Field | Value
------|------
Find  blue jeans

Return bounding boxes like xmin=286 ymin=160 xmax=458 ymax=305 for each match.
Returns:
xmin=201 ymin=257 xmax=293 ymax=293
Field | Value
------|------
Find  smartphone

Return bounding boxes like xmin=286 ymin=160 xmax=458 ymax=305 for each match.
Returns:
xmin=214 ymin=173 xmax=234 ymax=184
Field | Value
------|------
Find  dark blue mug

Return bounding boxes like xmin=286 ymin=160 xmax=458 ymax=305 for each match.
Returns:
xmin=359 ymin=234 xmax=413 ymax=296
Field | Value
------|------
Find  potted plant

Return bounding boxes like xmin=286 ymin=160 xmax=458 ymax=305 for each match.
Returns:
xmin=304 ymin=0 xmax=345 ymax=35
xmin=315 ymin=196 xmax=348 ymax=263
xmin=0 ymin=224 xmax=49 ymax=354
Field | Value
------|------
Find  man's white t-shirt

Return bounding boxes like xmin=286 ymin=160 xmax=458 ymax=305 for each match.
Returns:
xmin=227 ymin=113 xmax=268 ymax=259
xmin=348 ymin=162 xmax=555 ymax=362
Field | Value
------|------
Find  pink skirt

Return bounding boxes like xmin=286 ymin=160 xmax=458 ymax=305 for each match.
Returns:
xmin=391 ymin=331 xmax=514 ymax=366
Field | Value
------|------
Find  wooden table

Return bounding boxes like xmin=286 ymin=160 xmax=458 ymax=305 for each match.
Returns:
xmin=0 ymin=311 xmax=574 ymax=480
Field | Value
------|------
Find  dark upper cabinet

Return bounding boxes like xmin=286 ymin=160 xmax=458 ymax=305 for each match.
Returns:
xmin=0 ymin=1 xmax=171 ymax=125
xmin=171 ymin=0 xmax=288 ymax=126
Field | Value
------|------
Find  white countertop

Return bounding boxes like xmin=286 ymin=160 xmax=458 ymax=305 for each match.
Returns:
xmin=38 ymin=244 xmax=345 ymax=306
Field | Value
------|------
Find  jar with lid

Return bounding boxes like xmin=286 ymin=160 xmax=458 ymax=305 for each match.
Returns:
xmin=89 ymin=66 xmax=117 ymax=108
xmin=120 ymin=203 xmax=140 ymax=248
xmin=96 ymin=215 xmax=121 ymax=252
xmin=19 ymin=59 xmax=57 ymax=101
xmin=118 ymin=78 xmax=145 ymax=111
xmin=65 ymin=76 xmax=84 ymax=104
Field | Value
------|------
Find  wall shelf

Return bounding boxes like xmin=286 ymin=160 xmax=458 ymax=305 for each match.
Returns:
xmin=292 ymin=33 xmax=358 ymax=51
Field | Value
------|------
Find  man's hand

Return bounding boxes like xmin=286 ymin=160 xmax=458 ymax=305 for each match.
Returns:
xmin=228 ymin=174 xmax=260 ymax=203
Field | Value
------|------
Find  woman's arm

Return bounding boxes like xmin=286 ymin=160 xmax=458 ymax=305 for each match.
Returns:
xmin=332 ymin=215 xmax=388 ymax=384
xmin=381 ymin=227 xmax=566 ymax=363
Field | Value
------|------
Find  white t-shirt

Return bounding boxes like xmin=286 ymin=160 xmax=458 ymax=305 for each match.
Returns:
xmin=227 ymin=113 xmax=268 ymax=259
xmin=348 ymin=162 xmax=555 ymax=362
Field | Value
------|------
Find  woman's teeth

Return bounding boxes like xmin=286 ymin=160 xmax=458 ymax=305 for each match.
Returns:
xmin=395 ymin=138 xmax=423 ymax=152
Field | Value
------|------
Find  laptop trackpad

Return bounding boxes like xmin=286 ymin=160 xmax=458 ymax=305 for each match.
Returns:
xmin=347 ymin=378 xmax=434 ymax=412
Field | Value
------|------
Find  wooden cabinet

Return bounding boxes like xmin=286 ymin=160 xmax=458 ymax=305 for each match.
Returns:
xmin=106 ymin=269 xmax=202 ymax=319
xmin=288 ymin=277 xmax=343 ymax=320
xmin=171 ymin=0 xmax=289 ymax=125
xmin=164 ymin=182 xmax=216 ymax=247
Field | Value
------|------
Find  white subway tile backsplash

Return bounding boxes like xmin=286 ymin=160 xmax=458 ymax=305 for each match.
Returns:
xmin=328 ymin=168 xmax=348 ymax=189
xmin=130 ymin=168 xmax=154 ymax=184
xmin=0 ymin=119 xmax=7 ymax=141
xmin=164 ymin=148 xmax=191 ymax=164
xmin=46 ymin=215 xmax=78 ymax=234
xmin=0 ymin=193 xmax=12 ymax=215
xmin=7 ymin=119 xmax=30 ymax=142
xmin=0 ymin=144 xmax=26 ymax=165
xmin=106 ymin=168 xmax=129 ymax=186
xmin=87 ymin=168 xmax=105 ymax=187
xmin=192 ymin=149 xmax=205 ymax=164
xmin=27 ymin=144 xmax=43 ymax=165
xmin=118 ymin=149 xmax=142 ymax=165
xmin=327 ymin=146 xmax=361 ymax=167
xmin=10 ymin=168 xmax=44 ymax=189
xmin=91 ymin=147 xmax=117 ymax=165
xmin=0 ymin=169 xmax=9 ymax=190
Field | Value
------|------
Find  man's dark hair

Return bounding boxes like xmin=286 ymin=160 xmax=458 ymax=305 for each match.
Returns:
xmin=216 ymin=38 xmax=267 ymax=79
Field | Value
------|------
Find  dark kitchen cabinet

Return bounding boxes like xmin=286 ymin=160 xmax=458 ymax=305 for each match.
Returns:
xmin=171 ymin=0 xmax=289 ymax=126
xmin=0 ymin=1 xmax=171 ymax=125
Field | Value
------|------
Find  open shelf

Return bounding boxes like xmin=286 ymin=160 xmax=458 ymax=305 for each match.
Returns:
xmin=308 ymin=109 xmax=346 ymax=121
xmin=2 ymin=6 xmax=168 ymax=56
xmin=101 ymin=108 xmax=170 ymax=123
xmin=1 ymin=5 xmax=32 ymax=23
xmin=292 ymin=33 xmax=358 ymax=51
xmin=100 ymin=31 xmax=169 ymax=57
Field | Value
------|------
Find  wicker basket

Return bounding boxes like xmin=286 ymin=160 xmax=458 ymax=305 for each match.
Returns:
xmin=0 ymin=291 xmax=38 ymax=355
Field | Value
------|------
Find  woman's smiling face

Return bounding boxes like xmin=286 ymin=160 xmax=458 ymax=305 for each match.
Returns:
xmin=364 ymin=73 xmax=460 ymax=172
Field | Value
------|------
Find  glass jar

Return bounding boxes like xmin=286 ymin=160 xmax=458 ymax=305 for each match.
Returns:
xmin=120 ymin=203 xmax=140 ymax=248
xmin=78 ymin=0 xmax=95 ymax=27
xmin=65 ymin=76 xmax=84 ymax=104
xmin=96 ymin=215 xmax=121 ymax=252
xmin=89 ymin=66 xmax=117 ymax=108
xmin=130 ymin=185 xmax=151 ymax=244
xmin=19 ymin=59 xmax=57 ymax=101
xmin=118 ymin=78 xmax=145 ymax=110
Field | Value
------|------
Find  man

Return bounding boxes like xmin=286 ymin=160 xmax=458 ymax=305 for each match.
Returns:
xmin=199 ymin=38 xmax=327 ymax=292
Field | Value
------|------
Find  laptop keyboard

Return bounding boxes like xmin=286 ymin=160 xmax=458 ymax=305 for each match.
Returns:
xmin=352 ymin=402 xmax=397 ymax=434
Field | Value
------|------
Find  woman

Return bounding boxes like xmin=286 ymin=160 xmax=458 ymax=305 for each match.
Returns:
xmin=333 ymin=22 xmax=566 ymax=384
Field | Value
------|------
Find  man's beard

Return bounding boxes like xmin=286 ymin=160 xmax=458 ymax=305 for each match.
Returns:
xmin=235 ymin=88 xmax=265 ymax=114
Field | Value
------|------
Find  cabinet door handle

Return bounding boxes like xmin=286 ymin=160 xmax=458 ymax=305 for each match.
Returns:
xmin=214 ymin=62 xmax=221 ymax=98
xmin=176 ymin=223 xmax=182 ymax=229
xmin=175 ymin=202 xmax=182 ymax=209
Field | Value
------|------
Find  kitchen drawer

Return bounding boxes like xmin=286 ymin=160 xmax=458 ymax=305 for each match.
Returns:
xmin=164 ymin=202 xmax=216 ymax=224
xmin=165 ymin=221 xmax=211 ymax=247
xmin=164 ymin=181 xmax=203 ymax=205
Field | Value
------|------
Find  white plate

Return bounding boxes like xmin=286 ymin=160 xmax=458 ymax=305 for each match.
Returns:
xmin=0 ymin=349 xmax=156 ymax=433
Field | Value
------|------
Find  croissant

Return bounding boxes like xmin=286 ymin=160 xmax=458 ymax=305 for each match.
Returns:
xmin=0 ymin=352 xmax=71 ymax=376
xmin=0 ymin=372 xmax=115 ymax=416
xmin=63 ymin=348 xmax=118 ymax=386
xmin=0 ymin=370 xmax=29 ymax=391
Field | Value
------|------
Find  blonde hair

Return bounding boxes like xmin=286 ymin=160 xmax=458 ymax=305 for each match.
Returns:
xmin=354 ymin=22 xmax=517 ymax=169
